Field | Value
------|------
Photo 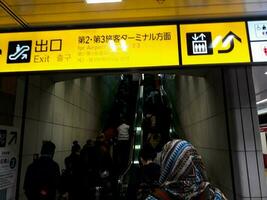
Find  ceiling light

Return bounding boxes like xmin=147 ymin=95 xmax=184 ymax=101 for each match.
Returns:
xmin=257 ymin=98 xmax=267 ymax=105
xmin=133 ymin=160 xmax=139 ymax=164
xmin=258 ymin=108 xmax=267 ymax=115
xmin=86 ymin=0 xmax=122 ymax=3
xmin=136 ymin=127 xmax=141 ymax=132
xmin=265 ymin=72 xmax=267 ymax=75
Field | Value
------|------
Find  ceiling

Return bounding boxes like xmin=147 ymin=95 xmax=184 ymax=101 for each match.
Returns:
xmin=0 ymin=0 xmax=267 ymax=30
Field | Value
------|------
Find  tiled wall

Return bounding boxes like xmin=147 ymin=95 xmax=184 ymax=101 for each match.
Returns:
xmin=16 ymin=75 xmax=119 ymax=200
xmin=170 ymin=68 xmax=234 ymax=199
xmin=167 ymin=67 xmax=267 ymax=199
xmin=224 ymin=67 xmax=267 ymax=199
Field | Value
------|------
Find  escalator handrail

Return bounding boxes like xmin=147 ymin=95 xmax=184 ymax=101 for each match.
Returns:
xmin=118 ymin=75 xmax=144 ymax=184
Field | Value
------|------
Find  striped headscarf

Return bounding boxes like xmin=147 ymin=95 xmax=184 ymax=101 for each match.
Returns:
xmin=146 ymin=139 xmax=226 ymax=200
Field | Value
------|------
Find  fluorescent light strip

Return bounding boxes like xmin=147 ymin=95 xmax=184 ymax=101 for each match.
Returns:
xmin=257 ymin=98 xmax=267 ymax=105
xmin=86 ymin=0 xmax=122 ymax=3
xmin=136 ymin=127 xmax=142 ymax=132
xmin=139 ymin=85 xmax=144 ymax=98
xmin=135 ymin=145 xmax=141 ymax=150
xmin=133 ymin=160 xmax=139 ymax=164
xmin=258 ymin=108 xmax=267 ymax=115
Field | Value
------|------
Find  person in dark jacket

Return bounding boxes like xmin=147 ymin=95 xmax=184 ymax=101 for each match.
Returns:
xmin=24 ymin=141 xmax=60 ymax=200
xmin=63 ymin=141 xmax=84 ymax=200
xmin=137 ymin=144 xmax=160 ymax=200
xmin=80 ymin=139 xmax=96 ymax=198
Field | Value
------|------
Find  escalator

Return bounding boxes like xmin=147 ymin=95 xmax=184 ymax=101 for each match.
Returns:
xmin=117 ymin=73 xmax=178 ymax=200
xmin=117 ymin=74 xmax=144 ymax=200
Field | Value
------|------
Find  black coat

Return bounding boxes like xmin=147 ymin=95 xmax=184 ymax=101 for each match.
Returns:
xmin=24 ymin=156 xmax=60 ymax=200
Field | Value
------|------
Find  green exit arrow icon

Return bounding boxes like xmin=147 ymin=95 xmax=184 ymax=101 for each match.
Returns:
xmin=218 ymin=31 xmax=242 ymax=54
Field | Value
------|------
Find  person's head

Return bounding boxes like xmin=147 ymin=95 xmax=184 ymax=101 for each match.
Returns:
xmin=120 ymin=117 xmax=127 ymax=124
xmin=139 ymin=144 xmax=157 ymax=166
xmin=147 ymin=130 xmax=161 ymax=150
xmin=86 ymin=139 xmax=93 ymax=147
xmin=40 ymin=141 xmax=56 ymax=158
xmin=95 ymin=133 xmax=105 ymax=145
xmin=33 ymin=153 xmax=39 ymax=162
xmin=158 ymin=139 xmax=208 ymax=199
xmin=71 ymin=141 xmax=81 ymax=154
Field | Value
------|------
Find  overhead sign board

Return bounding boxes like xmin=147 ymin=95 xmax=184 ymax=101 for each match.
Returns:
xmin=180 ymin=22 xmax=251 ymax=65
xmin=248 ymin=20 xmax=267 ymax=62
xmin=0 ymin=25 xmax=179 ymax=73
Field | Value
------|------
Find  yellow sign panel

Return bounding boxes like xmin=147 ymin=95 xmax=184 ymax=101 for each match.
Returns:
xmin=180 ymin=22 xmax=250 ymax=65
xmin=0 ymin=25 xmax=179 ymax=73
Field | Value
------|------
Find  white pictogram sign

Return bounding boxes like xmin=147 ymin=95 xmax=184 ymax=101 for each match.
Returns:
xmin=192 ymin=33 xmax=207 ymax=54
xmin=8 ymin=45 xmax=30 ymax=61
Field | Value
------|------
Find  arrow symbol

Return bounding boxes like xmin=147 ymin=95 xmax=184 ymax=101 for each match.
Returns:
xmin=199 ymin=33 xmax=206 ymax=40
xmin=0 ymin=49 xmax=2 ymax=55
xmin=21 ymin=54 xmax=27 ymax=60
xmin=8 ymin=131 xmax=17 ymax=145
xmin=192 ymin=33 xmax=206 ymax=41
xmin=218 ymin=31 xmax=241 ymax=54
xmin=192 ymin=33 xmax=198 ymax=41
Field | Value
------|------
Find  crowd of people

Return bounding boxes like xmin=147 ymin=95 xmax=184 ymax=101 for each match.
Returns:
xmin=23 ymin=75 xmax=136 ymax=200
xmin=24 ymin=134 xmax=115 ymax=200
xmin=23 ymin=75 xmax=227 ymax=200
xmin=23 ymin=138 xmax=227 ymax=200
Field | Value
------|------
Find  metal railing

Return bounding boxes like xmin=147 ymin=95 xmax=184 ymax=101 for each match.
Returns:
xmin=118 ymin=74 xmax=144 ymax=199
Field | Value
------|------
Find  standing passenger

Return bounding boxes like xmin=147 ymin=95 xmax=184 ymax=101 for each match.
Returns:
xmin=137 ymin=145 xmax=160 ymax=200
xmin=93 ymin=134 xmax=114 ymax=199
xmin=63 ymin=141 xmax=84 ymax=200
xmin=117 ymin=118 xmax=130 ymax=172
xmin=80 ymin=139 xmax=95 ymax=198
xmin=24 ymin=141 xmax=60 ymax=200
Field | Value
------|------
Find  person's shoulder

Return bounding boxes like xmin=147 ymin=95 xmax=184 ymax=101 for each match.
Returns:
xmin=43 ymin=158 xmax=59 ymax=169
xmin=145 ymin=163 xmax=160 ymax=172
xmin=150 ymin=162 xmax=160 ymax=169
xmin=172 ymin=139 xmax=192 ymax=146
xmin=51 ymin=159 xmax=59 ymax=166
xmin=122 ymin=123 xmax=130 ymax=128
xmin=51 ymin=160 xmax=60 ymax=172
xmin=65 ymin=155 xmax=71 ymax=161
xmin=26 ymin=161 xmax=36 ymax=171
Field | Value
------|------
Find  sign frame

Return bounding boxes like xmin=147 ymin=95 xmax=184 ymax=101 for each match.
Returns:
xmin=0 ymin=24 xmax=180 ymax=73
xmin=2 ymin=17 xmax=267 ymax=74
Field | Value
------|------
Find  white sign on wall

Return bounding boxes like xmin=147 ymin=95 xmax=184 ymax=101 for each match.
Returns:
xmin=250 ymin=42 xmax=267 ymax=62
xmin=248 ymin=20 xmax=267 ymax=62
xmin=0 ymin=126 xmax=19 ymax=200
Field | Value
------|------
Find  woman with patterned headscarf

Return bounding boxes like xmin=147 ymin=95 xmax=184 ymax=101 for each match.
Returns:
xmin=145 ymin=139 xmax=227 ymax=200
